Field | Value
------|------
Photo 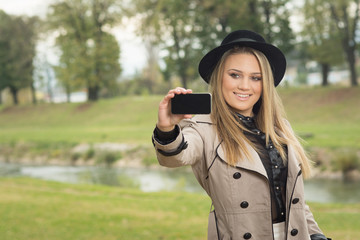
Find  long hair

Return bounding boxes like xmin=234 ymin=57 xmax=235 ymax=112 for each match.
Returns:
xmin=209 ymin=47 xmax=313 ymax=178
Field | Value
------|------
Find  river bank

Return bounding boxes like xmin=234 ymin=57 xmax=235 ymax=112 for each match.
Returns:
xmin=1 ymin=141 xmax=360 ymax=182
xmin=2 ymin=161 xmax=360 ymax=204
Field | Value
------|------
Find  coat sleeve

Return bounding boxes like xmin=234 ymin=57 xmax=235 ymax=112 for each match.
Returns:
xmin=152 ymin=118 xmax=205 ymax=168
xmin=305 ymin=204 xmax=331 ymax=240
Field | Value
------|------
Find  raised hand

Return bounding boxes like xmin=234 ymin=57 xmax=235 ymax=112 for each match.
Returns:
xmin=156 ymin=87 xmax=193 ymax=132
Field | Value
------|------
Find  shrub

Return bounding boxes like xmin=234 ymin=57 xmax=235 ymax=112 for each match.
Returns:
xmin=83 ymin=147 xmax=95 ymax=160
xmin=96 ymin=151 xmax=122 ymax=166
xmin=332 ymin=149 xmax=360 ymax=174
xmin=71 ymin=152 xmax=82 ymax=162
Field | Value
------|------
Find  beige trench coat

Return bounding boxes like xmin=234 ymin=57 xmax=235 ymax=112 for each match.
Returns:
xmin=152 ymin=115 xmax=325 ymax=240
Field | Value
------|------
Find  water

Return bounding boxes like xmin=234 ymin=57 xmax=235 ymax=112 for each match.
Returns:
xmin=1 ymin=162 xmax=359 ymax=203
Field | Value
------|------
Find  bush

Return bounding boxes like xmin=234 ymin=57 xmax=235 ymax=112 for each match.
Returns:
xmin=332 ymin=149 xmax=360 ymax=174
xmin=83 ymin=146 xmax=95 ymax=160
xmin=71 ymin=152 xmax=82 ymax=162
xmin=96 ymin=151 xmax=122 ymax=166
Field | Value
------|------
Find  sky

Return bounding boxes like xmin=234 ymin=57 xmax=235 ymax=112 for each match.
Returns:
xmin=0 ymin=0 xmax=146 ymax=77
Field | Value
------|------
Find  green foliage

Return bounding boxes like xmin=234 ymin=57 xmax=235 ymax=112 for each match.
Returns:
xmin=70 ymin=151 xmax=82 ymax=162
xmin=332 ymin=149 xmax=360 ymax=173
xmin=131 ymin=0 xmax=294 ymax=87
xmin=0 ymin=11 xmax=39 ymax=104
xmin=95 ymin=151 xmax=122 ymax=166
xmin=302 ymin=0 xmax=344 ymax=65
xmin=301 ymin=0 xmax=359 ymax=86
xmin=46 ymin=0 xmax=122 ymax=101
xmin=83 ymin=146 xmax=95 ymax=160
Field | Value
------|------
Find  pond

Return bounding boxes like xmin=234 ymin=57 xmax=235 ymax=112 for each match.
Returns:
xmin=1 ymin=162 xmax=359 ymax=203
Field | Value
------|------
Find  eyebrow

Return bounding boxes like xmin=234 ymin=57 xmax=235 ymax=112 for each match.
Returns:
xmin=228 ymin=69 xmax=262 ymax=75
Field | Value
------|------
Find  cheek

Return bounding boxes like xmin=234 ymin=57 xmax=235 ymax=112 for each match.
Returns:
xmin=254 ymin=81 xmax=263 ymax=94
xmin=222 ymin=76 xmax=234 ymax=91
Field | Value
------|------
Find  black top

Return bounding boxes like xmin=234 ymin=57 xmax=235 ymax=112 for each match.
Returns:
xmin=154 ymin=114 xmax=288 ymax=223
xmin=235 ymin=113 xmax=287 ymax=223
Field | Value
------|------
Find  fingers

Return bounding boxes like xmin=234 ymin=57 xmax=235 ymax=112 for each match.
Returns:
xmin=162 ymin=87 xmax=192 ymax=103
xmin=157 ymin=87 xmax=193 ymax=131
xmin=170 ymin=87 xmax=193 ymax=95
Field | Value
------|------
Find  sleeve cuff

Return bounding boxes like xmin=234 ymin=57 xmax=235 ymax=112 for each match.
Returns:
xmin=153 ymin=125 xmax=179 ymax=145
xmin=310 ymin=234 xmax=331 ymax=240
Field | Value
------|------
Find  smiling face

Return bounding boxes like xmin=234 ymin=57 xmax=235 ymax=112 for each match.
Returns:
xmin=221 ymin=52 xmax=263 ymax=117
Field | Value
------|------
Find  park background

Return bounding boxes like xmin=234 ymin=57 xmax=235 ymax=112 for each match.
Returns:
xmin=0 ymin=0 xmax=359 ymax=239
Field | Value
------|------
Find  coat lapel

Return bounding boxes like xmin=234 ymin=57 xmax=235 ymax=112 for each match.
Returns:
xmin=192 ymin=114 xmax=268 ymax=179
xmin=216 ymin=140 xmax=268 ymax=179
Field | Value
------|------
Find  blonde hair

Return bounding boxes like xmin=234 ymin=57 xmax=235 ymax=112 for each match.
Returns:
xmin=209 ymin=47 xmax=313 ymax=178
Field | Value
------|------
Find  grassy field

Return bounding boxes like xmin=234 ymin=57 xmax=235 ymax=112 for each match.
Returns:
xmin=0 ymin=87 xmax=359 ymax=170
xmin=0 ymin=95 xmax=160 ymax=145
xmin=278 ymin=87 xmax=360 ymax=148
xmin=0 ymin=177 xmax=359 ymax=240
xmin=0 ymin=87 xmax=359 ymax=149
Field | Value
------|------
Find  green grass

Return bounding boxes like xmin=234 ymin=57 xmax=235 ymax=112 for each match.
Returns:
xmin=0 ymin=178 xmax=358 ymax=240
xmin=0 ymin=178 xmax=210 ymax=240
xmin=0 ymin=87 xmax=359 ymax=148
xmin=0 ymin=95 xmax=160 ymax=145
xmin=278 ymin=87 xmax=360 ymax=148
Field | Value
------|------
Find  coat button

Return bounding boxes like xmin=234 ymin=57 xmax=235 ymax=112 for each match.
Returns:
xmin=240 ymin=201 xmax=249 ymax=208
xmin=292 ymin=198 xmax=300 ymax=204
xmin=243 ymin=232 xmax=252 ymax=239
xmin=291 ymin=229 xmax=298 ymax=236
xmin=233 ymin=172 xmax=241 ymax=179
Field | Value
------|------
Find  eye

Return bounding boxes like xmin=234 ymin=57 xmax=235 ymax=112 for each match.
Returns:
xmin=251 ymin=75 xmax=262 ymax=81
xmin=230 ymin=73 xmax=240 ymax=78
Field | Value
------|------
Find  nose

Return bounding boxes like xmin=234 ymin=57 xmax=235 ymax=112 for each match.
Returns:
xmin=237 ymin=78 xmax=250 ymax=90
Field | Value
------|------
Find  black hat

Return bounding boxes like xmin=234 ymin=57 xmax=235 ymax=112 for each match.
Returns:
xmin=198 ymin=30 xmax=286 ymax=86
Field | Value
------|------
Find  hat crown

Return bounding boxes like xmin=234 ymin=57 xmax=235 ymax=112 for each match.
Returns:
xmin=221 ymin=30 xmax=266 ymax=46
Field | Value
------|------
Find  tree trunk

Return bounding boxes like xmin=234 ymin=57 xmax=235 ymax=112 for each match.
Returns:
xmin=65 ymin=84 xmax=71 ymax=103
xmin=346 ymin=46 xmax=358 ymax=86
xmin=321 ymin=63 xmax=330 ymax=86
xmin=330 ymin=3 xmax=359 ymax=87
xmin=181 ymin=75 xmax=188 ymax=89
xmin=9 ymin=86 xmax=18 ymax=105
xmin=88 ymin=86 xmax=99 ymax=101
xmin=31 ymin=81 xmax=37 ymax=104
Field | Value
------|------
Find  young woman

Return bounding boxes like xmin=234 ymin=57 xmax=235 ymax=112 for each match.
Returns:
xmin=152 ymin=30 xmax=330 ymax=240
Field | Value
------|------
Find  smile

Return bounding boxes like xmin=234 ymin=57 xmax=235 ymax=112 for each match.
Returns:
xmin=235 ymin=93 xmax=251 ymax=98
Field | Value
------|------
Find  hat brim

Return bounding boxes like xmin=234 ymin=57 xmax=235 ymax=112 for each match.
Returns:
xmin=198 ymin=41 xmax=286 ymax=86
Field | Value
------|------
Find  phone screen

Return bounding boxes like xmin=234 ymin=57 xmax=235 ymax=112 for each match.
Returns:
xmin=171 ymin=93 xmax=211 ymax=114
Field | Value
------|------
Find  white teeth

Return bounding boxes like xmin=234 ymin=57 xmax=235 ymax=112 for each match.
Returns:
xmin=236 ymin=94 xmax=249 ymax=98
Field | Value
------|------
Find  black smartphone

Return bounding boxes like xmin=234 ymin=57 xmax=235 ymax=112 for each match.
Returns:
xmin=171 ymin=93 xmax=211 ymax=114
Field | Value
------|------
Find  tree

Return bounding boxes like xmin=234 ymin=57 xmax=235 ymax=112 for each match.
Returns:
xmin=301 ymin=0 xmax=359 ymax=87
xmin=131 ymin=0 xmax=294 ymax=88
xmin=0 ymin=11 xmax=39 ymax=105
xmin=329 ymin=0 xmax=359 ymax=86
xmin=302 ymin=0 xmax=344 ymax=86
xmin=132 ymin=0 xmax=205 ymax=88
xmin=47 ymin=0 xmax=122 ymax=101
